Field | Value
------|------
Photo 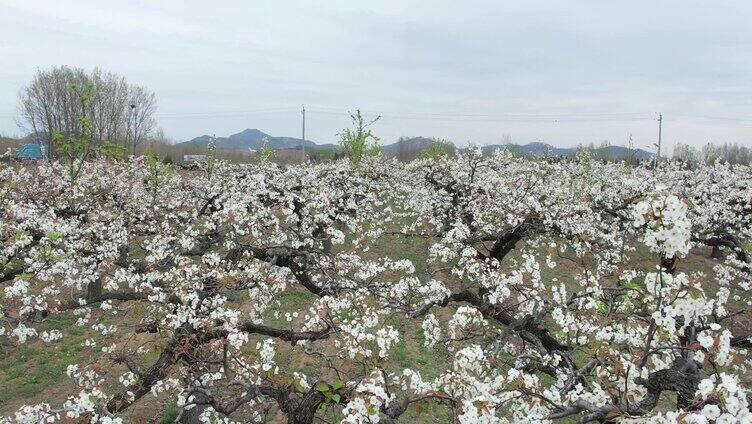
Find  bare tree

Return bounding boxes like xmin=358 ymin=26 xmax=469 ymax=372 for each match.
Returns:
xmin=124 ymin=85 xmax=157 ymax=155
xmin=701 ymin=142 xmax=752 ymax=165
xmin=396 ymin=136 xmax=416 ymax=162
xmin=673 ymin=142 xmax=700 ymax=167
xmin=89 ymin=68 xmax=130 ymax=143
xmin=16 ymin=66 xmax=157 ymax=157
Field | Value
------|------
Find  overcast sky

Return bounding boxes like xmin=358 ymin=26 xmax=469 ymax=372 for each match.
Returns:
xmin=1 ymin=0 xmax=751 ymax=150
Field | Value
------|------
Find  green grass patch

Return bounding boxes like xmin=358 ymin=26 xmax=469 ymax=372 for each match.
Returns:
xmin=159 ymin=400 xmax=179 ymax=424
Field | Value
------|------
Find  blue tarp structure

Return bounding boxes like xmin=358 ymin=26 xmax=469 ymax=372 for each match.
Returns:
xmin=15 ymin=143 xmax=46 ymax=160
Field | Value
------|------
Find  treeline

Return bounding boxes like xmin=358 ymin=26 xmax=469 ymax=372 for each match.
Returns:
xmin=674 ymin=142 xmax=752 ymax=166
xmin=17 ymin=66 xmax=158 ymax=156
xmin=394 ymin=136 xmax=457 ymax=161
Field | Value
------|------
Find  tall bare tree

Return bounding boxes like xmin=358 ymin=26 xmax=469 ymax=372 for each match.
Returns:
xmin=124 ymin=85 xmax=157 ymax=155
xmin=17 ymin=66 xmax=157 ymax=157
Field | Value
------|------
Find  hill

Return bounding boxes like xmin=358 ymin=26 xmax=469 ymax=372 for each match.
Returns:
xmin=486 ymin=142 xmax=654 ymax=160
xmin=177 ymin=129 xmax=318 ymax=151
xmin=176 ymin=131 xmax=653 ymax=161
xmin=380 ymin=136 xmax=435 ymax=153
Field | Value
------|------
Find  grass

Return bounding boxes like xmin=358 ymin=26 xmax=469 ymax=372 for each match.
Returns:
xmin=261 ymin=287 xmax=315 ymax=328
xmin=0 ymin=315 xmax=85 ymax=409
xmin=159 ymin=400 xmax=180 ymax=424
xmin=371 ymin=231 xmax=429 ymax=273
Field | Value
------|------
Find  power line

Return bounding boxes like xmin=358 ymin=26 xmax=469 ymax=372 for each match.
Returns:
xmin=145 ymin=108 xmax=662 ymax=123
xmin=305 ymin=109 xmax=654 ymax=123
xmin=149 ymin=105 xmax=660 ymax=121
xmin=156 ymin=107 xmax=299 ymax=118
xmin=308 ymin=105 xmax=646 ymax=116
xmin=305 ymin=106 xmax=652 ymax=118
xmin=672 ymin=114 xmax=752 ymax=123
xmin=3 ymin=105 xmax=751 ymax=125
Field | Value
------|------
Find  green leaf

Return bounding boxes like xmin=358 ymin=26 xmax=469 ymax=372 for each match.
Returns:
xmin=623 ymin=279 xmax=641 ymax=290
xmin=594 ymin=298 xmax=607 ymax=313
xmin=99 ymin=140 xmax=126 ymax=159
xmin=331 ymin=393 xmax=341 ymax=403
xmin=315 ymin=383 xmax=329 ymax=392
xmin=331 ymin=380 xmax=344 ymax=390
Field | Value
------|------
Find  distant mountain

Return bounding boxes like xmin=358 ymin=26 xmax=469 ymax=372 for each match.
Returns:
xmin=509 ymin=141 xmax=572 ymax=156
xmin=180 ymin=133 xmax=444 ymax=154
xmin=486 ymin=142 xmax=654 ymax=160
xmin=177 ymin=131 xmax=653 ymax=161
xmin=594 ymin=145 xmax=654 ymax=160
xmin=380 ymin=136 xmax=435 ymax=153
xmin=177 ymin=128 xmax=318 ymax=151
xmin=380 ymin=138 xmax=652 ymax=161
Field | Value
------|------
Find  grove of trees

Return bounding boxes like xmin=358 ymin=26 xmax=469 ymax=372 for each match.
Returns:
xmin=1 ymin=148 xmax=752 ymax=423
xmin=674 ymin=142 xmax=752 ymax=167
xmin=17 ymin=66 xmax=157 ymax=156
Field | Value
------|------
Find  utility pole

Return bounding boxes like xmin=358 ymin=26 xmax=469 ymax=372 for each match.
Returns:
xmin=130 ymin=103 xmax=137 ymax=156
xmin=628 ymin=132 xmax=635 ymax=167
xmin=656 ymin=113 xmax=663 ymax=160
xmin=301 ymin=106 xmax=306 ymax=162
